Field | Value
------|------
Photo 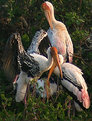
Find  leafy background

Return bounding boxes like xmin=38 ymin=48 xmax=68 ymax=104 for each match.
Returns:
xmin=0 ymin=0 xmax=92 ymax=120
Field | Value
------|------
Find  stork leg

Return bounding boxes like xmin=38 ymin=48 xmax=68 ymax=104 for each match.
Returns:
xmin=24 ymin=83 xmax=30 ymax=106
xmin=13 ymin=74 xmax=19 ymax=83
xmin=68 ymin=100 xmax=71 ymax=118
xmin=72 ymin=101 xmax=75 ymax=117
xmin=13 ymin=75 xmax=19 ymax=90
xmin=33 ymin=83 xmax=36 ymax=96
xmin=32 ymin=79 xmax=37 ymax=96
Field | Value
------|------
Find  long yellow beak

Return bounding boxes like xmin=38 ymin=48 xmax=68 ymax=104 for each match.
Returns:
xmin=48 ymin=47 xmax=62 ymax=81
xmin=46 ymin=47 xmax=62 ymax=99
xmin=42 ymin=3 xmax=53 ymax=30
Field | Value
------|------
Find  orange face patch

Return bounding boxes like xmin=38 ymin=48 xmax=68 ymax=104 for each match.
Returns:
xmin=42 ymin=2 xmax=50 ymax=11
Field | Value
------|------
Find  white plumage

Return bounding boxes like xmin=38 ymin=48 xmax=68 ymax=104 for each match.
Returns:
xmin=15 ymin=72 xmax=29 ymax=102
xmin=15 ymin=31 xmax=62 ymax=102
xmin=52 ymin=55 xmax=90 ymax=109
xmin=15 ymin=46 xmax=59 ymax=102
xmin=42 ymin=1 xmax=73 ymax=63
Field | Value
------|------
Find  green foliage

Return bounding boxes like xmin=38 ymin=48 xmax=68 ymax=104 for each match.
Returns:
xmin=0 ymin=0 xmax=92 ymax=120
xmin=65 ymin=12 xmax=84 ymax=27
xmin=22 ymin=33 xmax=30 ymax=50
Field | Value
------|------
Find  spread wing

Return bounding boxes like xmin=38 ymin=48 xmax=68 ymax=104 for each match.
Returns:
xmin=2 ymin=33 xmax=19 ymax=81
xmin=2 ymin=30 xmax=51 ymax=81
xmin=27 ymin=29 xmax=51 ymax=57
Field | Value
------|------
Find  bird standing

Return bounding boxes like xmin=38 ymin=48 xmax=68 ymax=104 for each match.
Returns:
xmin=42 ymin=1 xmax=73 ymax=63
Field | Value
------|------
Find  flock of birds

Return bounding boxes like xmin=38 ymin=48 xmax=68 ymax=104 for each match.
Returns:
xmin=3 ymin=1 xmax=90 ymax=113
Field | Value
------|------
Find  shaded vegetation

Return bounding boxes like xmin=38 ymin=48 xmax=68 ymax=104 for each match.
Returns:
xmin=0 ymin=0 xmax=92 ymax=120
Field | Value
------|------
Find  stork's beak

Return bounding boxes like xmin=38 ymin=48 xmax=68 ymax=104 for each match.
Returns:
xmin=46 ymin=47 xmax=62 ymax=99
xmin=42 ymin=3 xmax=53 ymax=30
xmin=48 ymin=47 xmax=62 ymax=81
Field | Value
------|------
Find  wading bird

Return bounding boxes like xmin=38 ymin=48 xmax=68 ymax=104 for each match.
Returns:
xmin=3 ymin=33 xmax=62 ymax=102
xmin=47 ymin=54 xmax=90 ymax=109
xmin=13 ymin=30 xmax=89 ymax=112
xmin=42 ymin=1 xmax=73 ymax=63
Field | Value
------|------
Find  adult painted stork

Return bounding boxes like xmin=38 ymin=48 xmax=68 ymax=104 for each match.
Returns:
xmin=3 ymin=33 xmax=55 ymax=81
xmin=2 ymin=30 xmax=50 ymax=81
xmin=3 ymin=33 xmax=62 ymax=102
xmin=14 ymin=30 xmax=53 ymax=102
xmin=47 ymin=54 xmax=90 ymax=109
xmin=42 ymin=1 xmax=73 ymax=63
xmin=2 ymin=30 xmax=51 ymax=102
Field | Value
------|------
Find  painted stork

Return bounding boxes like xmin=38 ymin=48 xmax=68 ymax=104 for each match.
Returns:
xmin=14 ymin=30 xmax=51 ymax=102
xmin=15 ymin=30 xmax=52 ymax=102
xmin=2 ymin=30 xmax=51 ymax=102
xmin=3 ymin=33 xmax=55 ymax=80
xmin=42 ymin=1 xmax=73 ymax=63
xmin=13 ymin=30 xmax=89 ymax=111
xmin=2 ymin=30 xmax=50 ymax=81
xmin=3 ymin=33 xmax=62 ymax=102
xmin=47 ymin=54 xmax=90 ymax=109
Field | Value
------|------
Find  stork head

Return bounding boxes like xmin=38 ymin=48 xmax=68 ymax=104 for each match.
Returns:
xmin=42 ymin=1 xmax=54 ymax=30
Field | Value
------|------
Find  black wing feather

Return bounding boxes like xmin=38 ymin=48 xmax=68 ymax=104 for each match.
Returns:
xmin=2 ymin=33 xmax=19 ymax=81
xmin=2 ymin=29 xmax=51 ymax=81
xmin=18 ymin=51 xmax=40 ymax=78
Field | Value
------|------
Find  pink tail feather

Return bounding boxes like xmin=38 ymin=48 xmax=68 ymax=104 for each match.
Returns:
xmin=77 ymin=89 xmax=90 ymax=109
xmin=81 ymin=89 xmax=90 ymax=109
